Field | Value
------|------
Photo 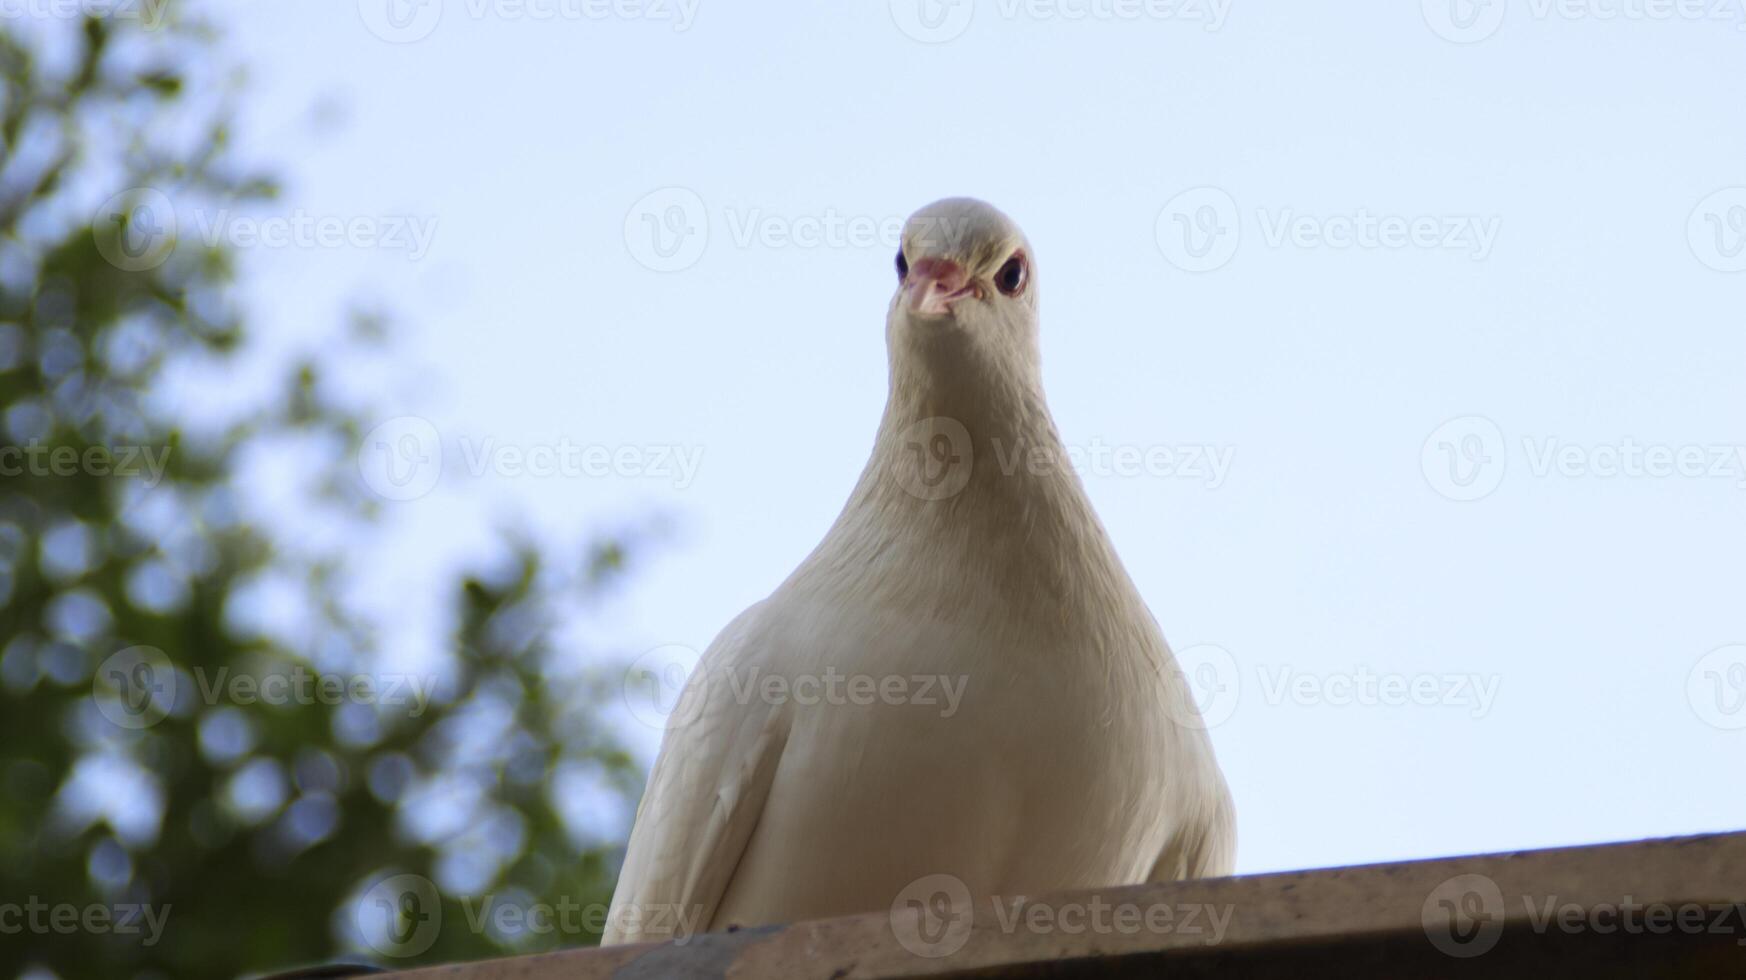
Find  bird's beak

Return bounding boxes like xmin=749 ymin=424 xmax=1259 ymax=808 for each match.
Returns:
xmin=904 ymin=257 xmax=979 ymax=316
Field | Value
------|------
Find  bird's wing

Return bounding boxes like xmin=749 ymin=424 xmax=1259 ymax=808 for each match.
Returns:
xmin=603 ymin=605 xmax=791 ymax=945
xmin=1147 ymin=767 xmax=1236 ymax=882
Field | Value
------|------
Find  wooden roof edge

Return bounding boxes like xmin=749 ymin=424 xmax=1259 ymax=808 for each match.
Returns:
xmin=379 ymin=830 xmax=1746 ymax=978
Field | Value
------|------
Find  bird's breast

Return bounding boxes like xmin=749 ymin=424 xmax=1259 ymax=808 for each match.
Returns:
xmin=707 ymin=593 xmax=1180 ymax=928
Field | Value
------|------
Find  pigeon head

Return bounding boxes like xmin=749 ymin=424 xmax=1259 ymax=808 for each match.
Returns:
xmin=888 ymin=198 xmax=1040 ymax=386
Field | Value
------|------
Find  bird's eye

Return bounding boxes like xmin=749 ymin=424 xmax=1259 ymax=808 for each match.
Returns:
xmin=895 ymin=251 xmax=909 ymax=281
xmin=994 ymin=254 xmax=1028 ymax=296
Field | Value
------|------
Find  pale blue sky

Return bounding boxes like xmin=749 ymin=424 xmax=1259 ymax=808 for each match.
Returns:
xmin=210 ymin=0 xmax=1744 ymax=875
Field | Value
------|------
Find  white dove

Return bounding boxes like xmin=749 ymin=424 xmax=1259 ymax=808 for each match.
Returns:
xmin=603 ymin=197 xmax=1234 ymax=946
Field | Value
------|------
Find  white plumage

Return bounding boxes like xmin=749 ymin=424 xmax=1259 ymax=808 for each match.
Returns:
xmin=603 ymin=198 xmax=1234 ymax=945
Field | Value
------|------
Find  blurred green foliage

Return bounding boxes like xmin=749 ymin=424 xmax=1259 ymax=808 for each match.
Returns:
xmin=0 ymin=8 xmax=639 ymax=978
